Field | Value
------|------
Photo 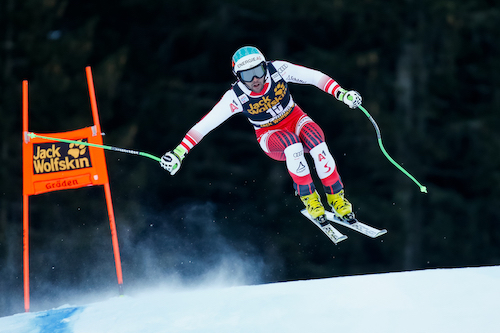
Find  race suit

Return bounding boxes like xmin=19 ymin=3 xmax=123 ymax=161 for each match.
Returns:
xmin=178 ymin=60 xmax=344 ymax=196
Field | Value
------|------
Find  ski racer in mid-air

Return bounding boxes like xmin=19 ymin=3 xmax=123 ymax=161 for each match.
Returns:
xmin=160 ymin=46 xmax=362 ymax=223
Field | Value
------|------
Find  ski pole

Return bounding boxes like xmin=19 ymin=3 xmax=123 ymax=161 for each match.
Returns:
xmin=357 ymin=105 xmax=427 ymax=193
xmin=28 ymin=132 xmax=161 ymax=162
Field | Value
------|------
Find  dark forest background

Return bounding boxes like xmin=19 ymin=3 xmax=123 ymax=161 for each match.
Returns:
xmin=1 ymin=0 xmax=499 ymax=316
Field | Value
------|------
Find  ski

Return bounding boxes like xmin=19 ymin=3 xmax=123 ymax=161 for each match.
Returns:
xmin=300 ymin=209 xmax=347 ymax=244
xmin=324 ymin=211 xmax=387 ymax=238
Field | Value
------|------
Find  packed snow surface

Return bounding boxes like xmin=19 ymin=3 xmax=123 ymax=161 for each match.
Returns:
xmin=1 ymin=265 xmax=499 ymax=333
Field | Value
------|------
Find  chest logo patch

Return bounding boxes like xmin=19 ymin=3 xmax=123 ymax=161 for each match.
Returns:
xmin=247 ymin=82 xmax=287 ymax=115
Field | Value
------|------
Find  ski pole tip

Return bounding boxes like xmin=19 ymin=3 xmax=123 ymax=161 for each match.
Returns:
xmin=420 ymin=186 xmax=428 ymax=194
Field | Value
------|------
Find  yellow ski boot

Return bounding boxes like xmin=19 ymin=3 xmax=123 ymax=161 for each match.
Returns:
xmin=300 ymin=190 xmax=326 ymax=221
xmin=327 ymin=190 xmax=355 ymax=222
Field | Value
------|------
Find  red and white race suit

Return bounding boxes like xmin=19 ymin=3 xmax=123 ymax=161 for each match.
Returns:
xmin=178 ymin=60 xmax=345 ymax=196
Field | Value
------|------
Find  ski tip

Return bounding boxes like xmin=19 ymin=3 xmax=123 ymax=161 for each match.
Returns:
xmin=378 ymin=229 xmax=388 ymax=236
xmin=337 ymin=235 xmax=348 ymax=243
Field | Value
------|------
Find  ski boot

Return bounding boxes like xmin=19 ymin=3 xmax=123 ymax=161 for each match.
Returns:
xmin=327 ymin=190 xmax=356 ymax=223
xmin=300 ymin=190 xmax=326 ymax=223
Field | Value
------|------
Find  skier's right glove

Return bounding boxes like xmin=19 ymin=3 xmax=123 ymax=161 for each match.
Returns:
xmin=336 ymin=88 xmax=362 ymax=109
xmin=160 ymin=145 xmax=187 ymax=175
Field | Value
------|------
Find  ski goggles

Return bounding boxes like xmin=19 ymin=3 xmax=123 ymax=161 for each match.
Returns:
xmin=238 ymin=63 xmax=267 ymax=82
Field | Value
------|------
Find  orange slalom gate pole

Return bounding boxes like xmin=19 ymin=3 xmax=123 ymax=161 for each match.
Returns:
xmin=85 ymin=66 xmax=124 ymax=294
xmin=86 ymin=66 xmax=101 ymax=135
xmin=22 ymin=80 xmax=30 ymax=312
xmin=23 ymin=195 xmax=30 ymax=312
xmin=104 ymin=183 xmax=124 ymax=292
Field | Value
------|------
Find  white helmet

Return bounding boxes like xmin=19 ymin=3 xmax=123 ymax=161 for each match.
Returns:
xmin=231 ymin=46 xmax=266 ymax=76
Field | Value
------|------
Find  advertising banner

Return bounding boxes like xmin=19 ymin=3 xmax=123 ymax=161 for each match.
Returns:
xmin=23 ymin=126 xmax=109 ymax=196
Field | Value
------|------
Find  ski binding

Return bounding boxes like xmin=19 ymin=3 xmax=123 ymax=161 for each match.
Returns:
xmin=300 ymin=210 xmax=347 ymax=244
xmin=301 ymin=209 xmax=387 ymax=243
xmin=324 ymin=211 xmax=387 ymax=238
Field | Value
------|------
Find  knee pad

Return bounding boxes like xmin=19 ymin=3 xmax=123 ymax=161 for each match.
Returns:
xmin=284 ymin=142 xmax=310 ymax=179
xmin=310 ymin=142 xmax=336 ymax=180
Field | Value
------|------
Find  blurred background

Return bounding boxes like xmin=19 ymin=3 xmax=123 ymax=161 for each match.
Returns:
xmin=1 ymin=0 xmax=499 ymax=316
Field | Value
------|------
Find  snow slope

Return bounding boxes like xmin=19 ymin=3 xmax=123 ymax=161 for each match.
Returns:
xmin=1 ymin=266 xmax=499 ymax=333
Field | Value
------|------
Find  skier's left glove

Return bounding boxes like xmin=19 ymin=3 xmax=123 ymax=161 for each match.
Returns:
xmin=336 ymin=88 xmax=362 ymax=109
xmin=160 ymin=145 xmax=187 ymax=175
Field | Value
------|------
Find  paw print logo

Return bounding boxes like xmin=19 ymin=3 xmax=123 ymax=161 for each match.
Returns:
xmin=68 ymin=141 xmax=86 ymax=158
xmin=274 ymin=82 xmax=286 ymax=98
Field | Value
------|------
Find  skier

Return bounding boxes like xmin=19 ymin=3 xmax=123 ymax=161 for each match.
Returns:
xmin=160 ymin=46 xmax=362 ymax=222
